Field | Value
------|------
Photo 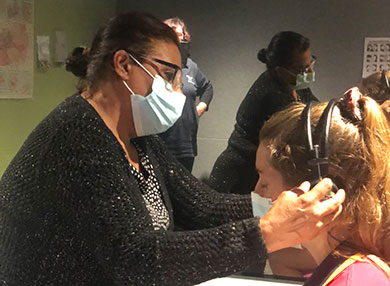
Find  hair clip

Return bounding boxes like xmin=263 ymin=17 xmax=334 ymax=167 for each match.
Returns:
xmin=338 ymin=87 xmax=363 ymax=122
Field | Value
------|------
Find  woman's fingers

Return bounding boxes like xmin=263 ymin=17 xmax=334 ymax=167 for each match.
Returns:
xmin=300 ymin=178 xmax=334 ymax=202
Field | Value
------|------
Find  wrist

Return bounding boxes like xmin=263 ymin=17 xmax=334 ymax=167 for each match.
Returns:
xmin=259 ymin=217 xmax=279 ymax=254
xmin=259 ymin=218 xmax=272 ymax=253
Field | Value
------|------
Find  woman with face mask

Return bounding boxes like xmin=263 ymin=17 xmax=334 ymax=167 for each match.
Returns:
xmin=209 ymin=31 xmax=319 ymax=196
xmin=254 ymin=91 xmax=390 ymax=284
xmin=0 ymin=13 xmax=344 ymax=285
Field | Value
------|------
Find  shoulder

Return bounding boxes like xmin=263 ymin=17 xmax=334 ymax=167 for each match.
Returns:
xmin=33 ymin=94 xmax=105 ymax=146
xmin=329 ymin=260 xmax=390 ymax=286
xmin=248 ymin=71 xmax=286 ymax=96
xmin=186 ymin=57 xmax=198 ymax=69
xmin=21 ymin=94 xmax=113 ymax=165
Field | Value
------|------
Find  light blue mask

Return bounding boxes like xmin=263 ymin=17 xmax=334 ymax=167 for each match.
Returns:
xmin=123 ymin=75 xmax=186 ymax=137
xmin=251 ymin=192 xmax=273 ymax=218
xmin=295 ymin=71 xmax=315 ymax=90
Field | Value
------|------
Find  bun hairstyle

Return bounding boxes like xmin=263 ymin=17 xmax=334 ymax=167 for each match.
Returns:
xmin=65 ymin=47 xmax=90 ymax=78
xmin=258 ymin=31 xmax=310 ymax=72
xmin=65 ymin=12 xmax=179 ymax=92
xmin=260 ymin=97 xmax=390 ymax=261
xmin=257 ymin=48 xmax=268 ymax=64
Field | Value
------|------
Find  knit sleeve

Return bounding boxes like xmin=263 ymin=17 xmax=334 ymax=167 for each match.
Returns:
xmin=85 ymin=185 xmax=266 ymax=286
xmin=120 ymin=136 xmax=268 ymax=285
xmin=45 ymin=135 xmax=267 ymax=286
xmin=0 ymin=95 xmax=268 ymax=286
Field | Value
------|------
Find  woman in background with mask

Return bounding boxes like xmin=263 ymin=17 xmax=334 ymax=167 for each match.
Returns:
xmin=209 ymin=31 xmax=319 ymax=196
xmin=254 ymin=91 xmax=390 ymax=284
xmin=160 ymin=17 xmax=213 ymax=172
xmin=0 ymin=13 xmax=345 ymax=285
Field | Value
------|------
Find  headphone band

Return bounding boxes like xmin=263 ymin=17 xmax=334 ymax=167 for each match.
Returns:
xmin=303 ymin=99 xmax=338 ymax=181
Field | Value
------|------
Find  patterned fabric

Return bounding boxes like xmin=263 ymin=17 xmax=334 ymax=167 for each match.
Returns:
xmin=0 ymin=94 xmax=267 ymax=286
xmin=130 ymin=139 xmax=170 ymax=230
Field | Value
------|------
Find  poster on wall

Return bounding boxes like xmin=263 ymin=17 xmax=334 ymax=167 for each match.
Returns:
xmin=362 ymin=37 xmax=390 ymax=78
xmin=0 ymin=0 xmax=34 ymax=99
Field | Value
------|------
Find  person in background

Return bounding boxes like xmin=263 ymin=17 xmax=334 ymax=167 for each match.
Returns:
xmin=0 ymin=13 xmax=345 ymax=285
xmin=159 ymin=17 xmax=213 ymax=172
xmin=208 ymin=31 xmax=319 ymax=195
xmin=254 ymin=90 xmax=390 ymax=285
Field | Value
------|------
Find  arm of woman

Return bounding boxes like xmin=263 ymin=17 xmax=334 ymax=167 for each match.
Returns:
xmin=149 ymin=135 xmax=255 ymax=229
xmin=192 ymin=63 xmax=213 ymax=116
xmin=86 ymin=138 xmax=344 ymax=285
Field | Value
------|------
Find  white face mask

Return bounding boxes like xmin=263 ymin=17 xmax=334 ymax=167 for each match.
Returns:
xmin=251 ymin=192 xmax=273 ymax=218
xmin=295 ymin=71 xmax=315 ymax=90
xmin=123 ymin=57 xmax=186 ymax=137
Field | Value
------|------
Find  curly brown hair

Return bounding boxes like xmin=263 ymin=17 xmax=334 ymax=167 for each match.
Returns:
xmin=360 ymin=70 xmax=390 ymax=104
xmin=259 ymin=98 xmax=390 ymax=261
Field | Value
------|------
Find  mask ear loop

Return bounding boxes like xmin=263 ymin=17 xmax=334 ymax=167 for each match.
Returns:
xmin=123 ymin=52 xmax=156 ymax=96
xmin=122 ymin=80 xmax=135 ymax=95
xmin=127 ymin=53 xmax=155 ymax=79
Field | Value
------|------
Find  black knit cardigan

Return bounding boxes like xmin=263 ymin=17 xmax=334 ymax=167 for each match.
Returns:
xmin=0 ymin=94 xmax=267 ymax=286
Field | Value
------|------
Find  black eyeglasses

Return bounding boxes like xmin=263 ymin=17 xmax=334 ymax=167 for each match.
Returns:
xmin=290 ymin=55 xmax=317 ymax=75
xmin=127 ymin=52 xmax=182 ymax=91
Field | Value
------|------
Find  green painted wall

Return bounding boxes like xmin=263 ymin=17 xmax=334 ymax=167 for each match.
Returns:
xmin=0 ymin=0 xmax=116 ymax=175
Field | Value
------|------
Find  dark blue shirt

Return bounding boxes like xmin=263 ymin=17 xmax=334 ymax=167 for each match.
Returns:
xmin=160 ymin=58 xmax=213 ymax=158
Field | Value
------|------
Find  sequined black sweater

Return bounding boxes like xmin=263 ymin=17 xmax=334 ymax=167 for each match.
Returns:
xmin=0 ymin=94 xmax=267 ymax=286
xmin=209 ymin=71 xmax=319 ymax=194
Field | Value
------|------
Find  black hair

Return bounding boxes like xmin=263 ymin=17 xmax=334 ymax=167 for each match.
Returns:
xmin=257 ymin=31 xmax=310 ymax=72
xmin=65 ymin=12 xmax=179 ymax=92
xmin=65 ymin=47 xmax=90 ymax=78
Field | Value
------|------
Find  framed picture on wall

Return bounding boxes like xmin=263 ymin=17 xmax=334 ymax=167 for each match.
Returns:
xmin=362 ymin=37 xmax=390 ymax=78
xmin=0 ymin=0 xmax=34 ymax=99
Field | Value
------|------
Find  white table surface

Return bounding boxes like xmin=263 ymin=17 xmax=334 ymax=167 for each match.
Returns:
xmin=197 ymin=276 xmax=303 ymax=286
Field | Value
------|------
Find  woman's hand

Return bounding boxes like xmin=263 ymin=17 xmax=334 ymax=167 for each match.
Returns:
xmin=259 ymin=178 xmax=345 ymax=253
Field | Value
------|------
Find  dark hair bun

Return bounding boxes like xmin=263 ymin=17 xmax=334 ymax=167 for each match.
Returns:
xmin=65 ymin=47 xmax=89 ymax=78
xmin=257 ymin=48 xmax=268 ymax=63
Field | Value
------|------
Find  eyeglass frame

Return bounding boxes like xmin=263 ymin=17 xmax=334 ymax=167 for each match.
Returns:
xmin=288 ymin=55 xmax=317 ymax=75
xmin=126 ymin=51 xmax=182 ymax=90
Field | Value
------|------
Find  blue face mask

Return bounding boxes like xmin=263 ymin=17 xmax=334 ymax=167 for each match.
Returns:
xmin=123 ymin=62 xmax=186 ymax=137
xmin=251 ymin=192 xmax=273 ymax=218
xmin=295 ymin=71 xmax=315 ymax=90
